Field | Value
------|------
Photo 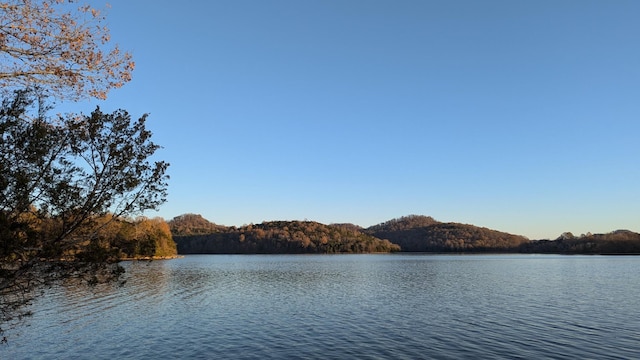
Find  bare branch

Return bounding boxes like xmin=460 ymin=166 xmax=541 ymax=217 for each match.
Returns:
xmin=0 ymin=0 xmax=134 ymax=100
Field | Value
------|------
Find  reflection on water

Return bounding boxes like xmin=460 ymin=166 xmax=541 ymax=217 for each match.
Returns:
xmin=3 ymin=254 xmax=640 ymax=359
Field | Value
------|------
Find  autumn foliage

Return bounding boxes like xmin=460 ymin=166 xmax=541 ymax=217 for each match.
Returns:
xmin=365 ymin=215 xmax=530 ymax=252
xmin=168 ymin=213 xmax=227 ymax=236
xmin=0 ymin=90 xmax=170 ymax=333
xmin=174 ymin=220 xmax=401 ymax=254
xmin=0 ymin=0 xmax=134 ymax=100
xmin=519 ymin=230 xmax=640 ymax=254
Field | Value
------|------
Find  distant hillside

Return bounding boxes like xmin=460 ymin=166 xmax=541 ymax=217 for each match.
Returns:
xmin=366 ymin=215 xmax=440 ymax=233
xmin=175 ymin=220 xmax=400 ymax=254
xmin=329 ymin=223 xmax=364 ymax=232
xmin=519 ymin=230 xmax=640 ymax=254
xmin=366 ymin=216 xmax=529 ymax=252
xmin=168 ymin=213 xmax=228 ymax=236
xmin=168 ymin=213 xmax=640 ymax=255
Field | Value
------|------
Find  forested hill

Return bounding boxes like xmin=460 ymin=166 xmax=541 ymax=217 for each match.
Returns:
xmin=366 ymin=215 xmax=440 ymax=233
xmin=365 ymin=216 xmax=529 ymax=252
xmin=174 ymin=220 xmax=400 ymax=254
xmin=169 ymin=214 xmax=640 ymax=254
xmin=168 ymin=213 xmax=228 ymax=236
xmin=519 ymin=230 xmax=640 ymax=254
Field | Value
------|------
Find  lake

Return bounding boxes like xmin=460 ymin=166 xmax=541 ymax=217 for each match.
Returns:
xmin=3 ymin=254 xmax=639 ymax=359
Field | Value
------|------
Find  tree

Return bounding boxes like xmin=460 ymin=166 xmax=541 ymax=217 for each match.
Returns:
xmin=0 ymin=0 xmax=134 ymax=100
xmin=132 ymin=217 xmax=176 ymax=258
xmin=0 ymin=90 xmax=169 ymax=335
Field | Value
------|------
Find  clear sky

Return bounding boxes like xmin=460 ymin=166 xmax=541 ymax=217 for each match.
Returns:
xmin=64 ymin=0 xmax=639 ymax=239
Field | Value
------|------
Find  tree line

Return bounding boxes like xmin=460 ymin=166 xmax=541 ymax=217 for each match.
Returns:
xmin=365 ymin=215 xmax=530 ymax=252
xmin=170 ymin=214 xmax=640 ymax=255
xmin=519 ymin=230 xmax=640 ymax=254
xmin=172 ymin=219 xmax=400 ymax=254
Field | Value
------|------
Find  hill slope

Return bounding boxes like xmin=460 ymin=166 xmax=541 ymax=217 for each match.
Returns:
xmin=519 ymin=230 xmax=640 ymax=254
xmin=168 ymin=213 xmax=228 ymax=236
xmin=169 ymin=214 xmax=640 ymax=254
xmin=366 ymin=216 xmax=529 ymax=252
xmin=175 ymin=220 xmax=400 ymax=254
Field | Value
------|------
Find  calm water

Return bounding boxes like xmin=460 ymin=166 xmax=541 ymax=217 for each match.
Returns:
xmin=3 ymin=254 xmax=640 ymax=359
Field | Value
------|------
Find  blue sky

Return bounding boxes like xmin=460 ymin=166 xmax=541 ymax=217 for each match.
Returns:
xmin=65 ymin=0 xmax=639 ymax=239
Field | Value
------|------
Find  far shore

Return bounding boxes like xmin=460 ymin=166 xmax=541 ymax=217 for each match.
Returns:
xmin=119 ymin=255 xmax=184 ymax=261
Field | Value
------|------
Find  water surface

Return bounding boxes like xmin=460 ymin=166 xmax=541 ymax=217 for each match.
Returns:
xmin=3 ymin=254 xmax=640 ymax=359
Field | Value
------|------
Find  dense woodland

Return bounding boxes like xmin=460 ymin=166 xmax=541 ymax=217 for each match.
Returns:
xmin=168 ymin=213 xmax=228 ymax=236
xmin=113 ymin=217 xmax=177 ymax=259
xmin=172 ymin=217 xmax=399 ymax=254
xmin=520 ymin=230 xmax=640 ymax=254
xmin=2 ymin=213 xmax=177 ymax=260
xmin=365 ymin=215 xmax=530 ymax=252
xmin=366 ymin=215 xmax=440 ymax=233
xmin=169 ymin=214 xmax=640 ymax=255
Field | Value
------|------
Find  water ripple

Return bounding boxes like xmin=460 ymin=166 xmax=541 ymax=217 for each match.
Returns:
xmin=3 ymin=254 xmax=640 ymax=359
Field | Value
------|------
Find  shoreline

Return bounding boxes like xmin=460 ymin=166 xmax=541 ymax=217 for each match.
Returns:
xmin=119 ymin=255 xmax=184 ymax=261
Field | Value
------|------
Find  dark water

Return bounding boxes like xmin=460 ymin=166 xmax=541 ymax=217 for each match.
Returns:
xmin=3 ymin=254 xmax=640 ymax=359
